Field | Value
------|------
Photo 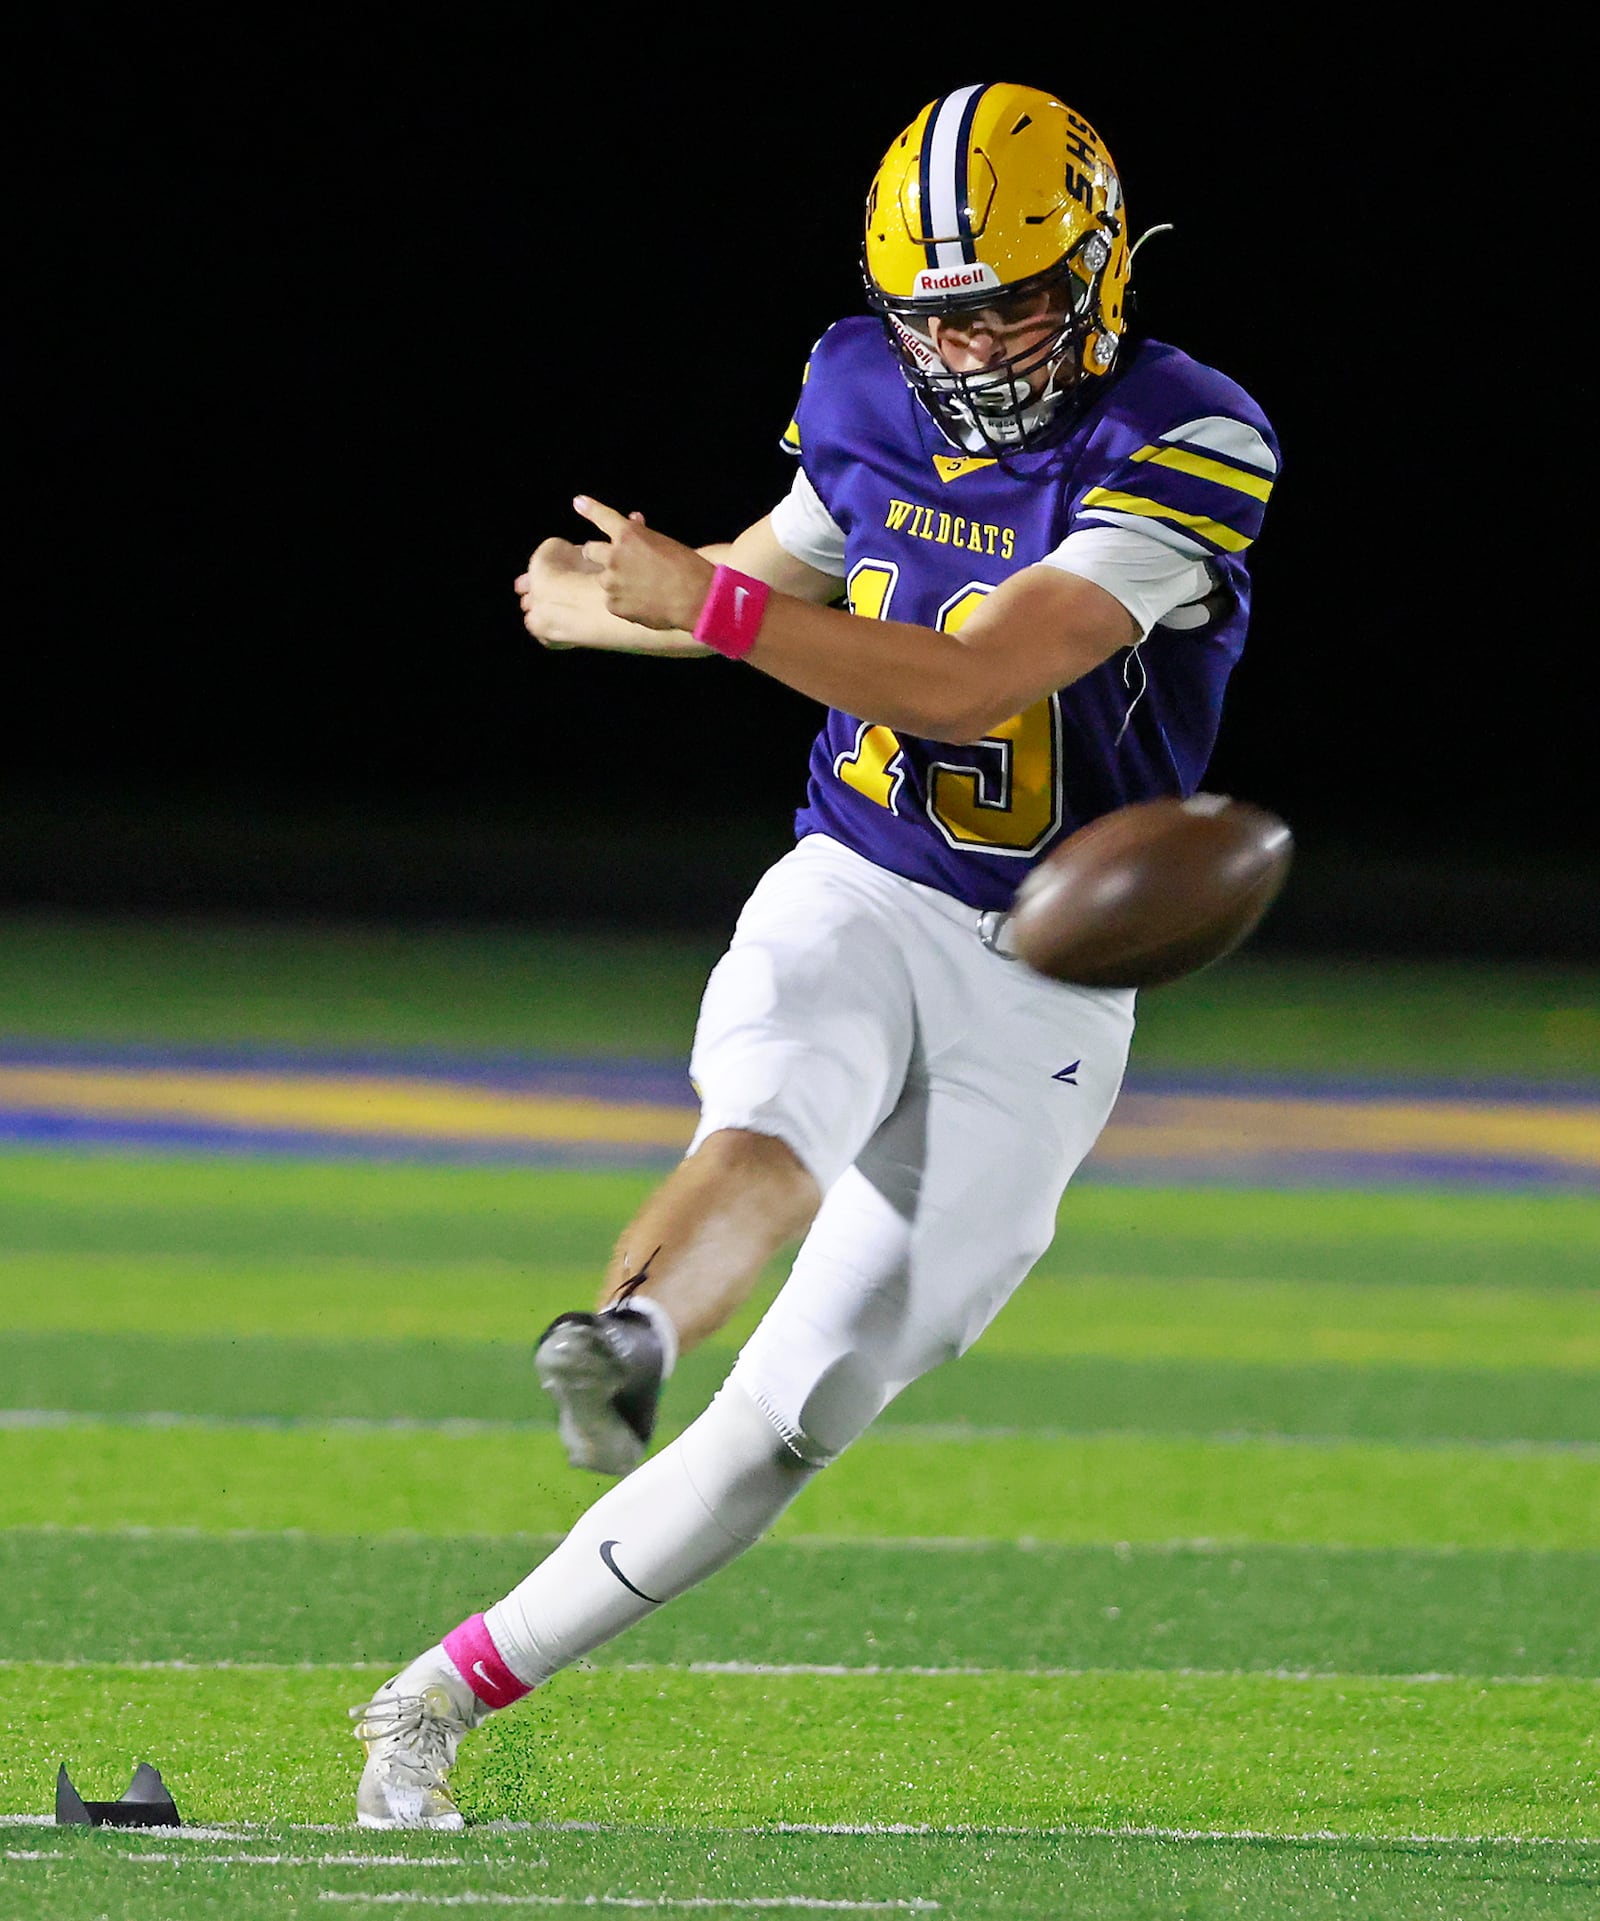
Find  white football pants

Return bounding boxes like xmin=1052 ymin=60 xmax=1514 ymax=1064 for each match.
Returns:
xmin=689 ymin=832 xmax=1136 ymax=1463
xmin=467 ymin=834 xmax=1136 ymax=1697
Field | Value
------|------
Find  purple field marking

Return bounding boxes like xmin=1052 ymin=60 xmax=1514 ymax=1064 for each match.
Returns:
xmin=1 ymin=1036 xmax=1598 ymax=1109
xmin=0 ymin=1039 xmax=697 ymax=1107
xmin=0 ymin=1111 xmax=684 ymax=1171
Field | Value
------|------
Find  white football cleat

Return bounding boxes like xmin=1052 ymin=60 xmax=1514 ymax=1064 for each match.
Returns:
xmin=351 ymin=1678 xmax=478 ymax=1829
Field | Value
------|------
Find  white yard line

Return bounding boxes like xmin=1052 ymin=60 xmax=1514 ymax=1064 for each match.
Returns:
xmin=0 ymin=1410 xmax=556 ymax=1435
xmin=1 ymin=1846 xmax=937 ymax=1913
xmin=10 ymin=1522 xmax=1600 ymax=1559
xmin=0 ymin=1657 xmax=391 ymax=1671
xmin=2 ymin=1818 xmax=244 ymax=1838
xmin=4 ymin=1406 xmax=1600 ymax=1457
xmin=6 ymin=1817 xmax=1596 ymax=1849
xmin=4 ymin=1848 xmax=460 ymax=1865
xmin=0 ymin=1523 xmax=571 ymax=1543
xmin=537 ymin=1820 xmax=1600 ymax=1849
xmin=668 ymin=1661 xmax=1596 ymax=1688
xmin=0 ymin=1655 xmax=1594 ymax=1687
xmin=766 ymin=1820 xmax=1596 ymax=1846
xmin=318 ymin=1901 xmax=939 ymax=1912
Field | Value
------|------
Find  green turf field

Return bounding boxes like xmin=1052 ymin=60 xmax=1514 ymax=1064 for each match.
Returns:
xmin=2 ymin=915 xmax=1597 ymax=1918
xmin=2 ymin=909 xmax=1598 ymax=1078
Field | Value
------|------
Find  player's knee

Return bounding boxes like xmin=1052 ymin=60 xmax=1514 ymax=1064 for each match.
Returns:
xmin=793 ymin=1352 xmax=889 ymax=1463
xmin=676 ymin=1378 xmax=820 ymax=1542
xmin=729 ymin=1350 xmax=888 ymax=1469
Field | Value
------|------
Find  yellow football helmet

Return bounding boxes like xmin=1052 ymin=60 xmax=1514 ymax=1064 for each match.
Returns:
xmin=863 ymin=83 xmax=1133 ymax=453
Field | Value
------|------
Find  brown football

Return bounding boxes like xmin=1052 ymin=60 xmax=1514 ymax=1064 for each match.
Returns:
xmin=1006 ymin=793 xmax=1293 ymax=989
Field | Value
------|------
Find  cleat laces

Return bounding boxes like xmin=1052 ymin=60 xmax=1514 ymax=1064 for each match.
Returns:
xmin=350 ymin=1688 xmax=468 ymax=1796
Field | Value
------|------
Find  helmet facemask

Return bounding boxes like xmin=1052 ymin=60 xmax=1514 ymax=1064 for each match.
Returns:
xmin=870 ymin=232 xmax=1118 ymax=456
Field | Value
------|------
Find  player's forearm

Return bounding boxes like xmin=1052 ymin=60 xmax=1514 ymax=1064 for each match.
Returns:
xmin=738 ymin=596 xmax=993 ymax=740
xmin=716 ymin=564 xmax=1131 ymax=739
xmin=565 ymin=624 xmax=712 ymax=658
xmin=737 ymin=584 xmax=1133 ymax=741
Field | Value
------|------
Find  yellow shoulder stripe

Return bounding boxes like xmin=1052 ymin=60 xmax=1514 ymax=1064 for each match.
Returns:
xmin=1130 ymin=442 xmax=1275 ymax=502
xmin=1079 ymin=487 xmax=1254 ymax=552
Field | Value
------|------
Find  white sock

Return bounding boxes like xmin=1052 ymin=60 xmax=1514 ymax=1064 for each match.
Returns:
xmin=483 ymin=1381 xmax=814 ymax=1688
xmin=618 ymin=1292 xmax=678 ymax=1378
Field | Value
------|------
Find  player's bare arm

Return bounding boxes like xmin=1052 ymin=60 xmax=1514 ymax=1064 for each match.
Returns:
xmin=516 ymin=515 xmax=839 ymax=657
xmin=575 ymin=494 xmax=1137 ymax=742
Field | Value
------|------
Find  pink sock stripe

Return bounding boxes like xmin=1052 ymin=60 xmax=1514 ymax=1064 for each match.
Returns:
xmin=692 ymin=564 xmax=769 ymax=659
xmin=442 ymin=1613 xmax=532 ymax=1709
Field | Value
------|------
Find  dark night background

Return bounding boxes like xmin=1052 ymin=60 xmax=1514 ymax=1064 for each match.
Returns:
xmin=11 ymin=18 xmax=1591 ymax=957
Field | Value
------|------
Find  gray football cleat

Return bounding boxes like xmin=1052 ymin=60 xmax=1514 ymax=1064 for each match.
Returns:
xmin=535 ymin=1306 xmax=664 ymax=1476
xmin=351 ymin=1679 xmax=478 ymax=1830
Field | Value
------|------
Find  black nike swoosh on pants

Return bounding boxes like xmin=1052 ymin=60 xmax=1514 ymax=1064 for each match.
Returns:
xmin=598 ymin=1538 xmax=662 ymax=1605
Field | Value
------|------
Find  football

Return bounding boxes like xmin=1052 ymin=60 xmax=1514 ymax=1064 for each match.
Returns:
xmin=1006 ymin=793 xmax=1293 ymax=989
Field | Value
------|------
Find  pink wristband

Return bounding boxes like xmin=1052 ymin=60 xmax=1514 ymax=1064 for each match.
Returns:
xmin=692 ymin=565 xmax=769 ymax=659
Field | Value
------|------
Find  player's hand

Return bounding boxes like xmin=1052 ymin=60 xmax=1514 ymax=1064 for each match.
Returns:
xmin=571 ymin=496 xmax=715 ymax=633
xmin=513 ymin=534 xmax=614 ymax=650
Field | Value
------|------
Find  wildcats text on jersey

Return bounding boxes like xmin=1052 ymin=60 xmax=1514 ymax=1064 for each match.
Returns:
xmin=884 ymin=498 xmax=1017 ymax=559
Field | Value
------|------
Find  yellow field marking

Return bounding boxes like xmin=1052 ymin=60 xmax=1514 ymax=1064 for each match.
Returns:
xmin=0 ymin=1066 xmax=696 ymax=1150
xmin=2 ymin=1065 xmax=1597 ymax=1173
xmin=1095 ymin=1091 xmax=1600 ymax=1171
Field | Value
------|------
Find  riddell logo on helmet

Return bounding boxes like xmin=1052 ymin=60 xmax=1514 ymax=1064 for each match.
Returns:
xmin=913 ymin=263 xmax=1000 ymax=298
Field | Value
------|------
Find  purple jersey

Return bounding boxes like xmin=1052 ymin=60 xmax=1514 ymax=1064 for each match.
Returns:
xmin=783 ymin=319 xmax=1279 ymax=911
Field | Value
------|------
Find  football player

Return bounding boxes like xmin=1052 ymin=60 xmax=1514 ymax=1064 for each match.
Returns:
xmin=354 ymin=81 xmax=1278 ymax=1827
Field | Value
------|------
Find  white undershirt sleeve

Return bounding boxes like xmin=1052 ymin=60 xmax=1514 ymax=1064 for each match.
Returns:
xmin=768 ymin=465 xmax=848 ymax=578
xmin=1039 ymin=526 xmax=1216 ymax=636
